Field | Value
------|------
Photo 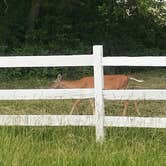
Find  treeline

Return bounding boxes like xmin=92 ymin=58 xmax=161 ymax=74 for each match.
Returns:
xmin=0 ymin=0 xmax=166 ymax=79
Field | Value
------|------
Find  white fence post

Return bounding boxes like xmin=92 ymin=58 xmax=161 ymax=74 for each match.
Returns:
xmin=93 ymin=45 xmax=105 ymax=142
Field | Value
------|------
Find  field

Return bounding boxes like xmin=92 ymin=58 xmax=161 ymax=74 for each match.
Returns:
xmin=0 ymin=69 xmax=165 ymax=165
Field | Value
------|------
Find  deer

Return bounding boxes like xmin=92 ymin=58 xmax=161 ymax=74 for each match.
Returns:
xmin=49 ymin=74 xmax=144 ymax=115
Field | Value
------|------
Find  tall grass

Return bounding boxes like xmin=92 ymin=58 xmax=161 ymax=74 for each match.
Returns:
xmin=0 ymin=127 xmax=165 ymax=165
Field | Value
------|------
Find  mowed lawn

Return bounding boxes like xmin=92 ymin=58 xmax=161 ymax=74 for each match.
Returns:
xmin=0 ymin=69 xmax=165 ymax=165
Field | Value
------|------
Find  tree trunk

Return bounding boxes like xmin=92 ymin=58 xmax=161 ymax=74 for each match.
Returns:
xmin=27 ymin=0 xmax=41 ymax=32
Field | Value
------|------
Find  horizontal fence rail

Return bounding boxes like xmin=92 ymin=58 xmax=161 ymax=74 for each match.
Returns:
xmin=103 ymin=56 xmax=166 ymax=66
xmin=0 ymin=89 xmax=94 ymax=100
xmin=0 ymin=55 xmax=94 ymax=67
xmin=104 ymin=89 xmax=166 ymax=100
xmin=0 ymin=115 xmax=165 ymax=129
xmin=0 ymin=45 xmax=166 ymax=142
xmin=0 ymin=89 xmax=166 ymax=100
xmin=0 ymin=115 xmax=95 ymax=126
xmin=104 ymin=116 xmax=166 ymax=128
xmin=2 ymin=55 xmax=166 ymax=68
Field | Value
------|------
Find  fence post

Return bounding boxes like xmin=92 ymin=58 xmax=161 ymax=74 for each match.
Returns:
xmin=93 ymin=45 xmax=105 ymax=142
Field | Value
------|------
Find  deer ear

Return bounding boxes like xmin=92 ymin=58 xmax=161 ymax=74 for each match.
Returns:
xmin=56 ymin=74 xmax=62 ymax=82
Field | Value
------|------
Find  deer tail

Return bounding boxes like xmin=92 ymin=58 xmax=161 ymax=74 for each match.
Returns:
xmin=129 ymin=77 xmax=144 ymax=83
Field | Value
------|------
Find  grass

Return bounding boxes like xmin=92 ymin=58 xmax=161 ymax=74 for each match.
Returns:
xmin=0 ymin=127 xmax=165 ymax=165
xmin=0 ymin=68 xmax=165 ymax=165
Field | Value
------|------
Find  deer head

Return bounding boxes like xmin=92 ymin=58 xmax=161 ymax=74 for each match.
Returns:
xmin=49 ymin=74 xmax=62 ymax=88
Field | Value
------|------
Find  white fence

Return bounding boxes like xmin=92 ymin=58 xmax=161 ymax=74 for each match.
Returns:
xmin=0 ymin=45 xmax=166 ymax=142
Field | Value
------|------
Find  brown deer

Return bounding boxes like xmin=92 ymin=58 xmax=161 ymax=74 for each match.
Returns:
xmin=49 ymin=74 xmax=143 ymax=115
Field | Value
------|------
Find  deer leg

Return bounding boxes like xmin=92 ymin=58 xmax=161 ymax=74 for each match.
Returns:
xmin=70 ymin=99 xmax=81 ymax=115
xmin=134 ymin=100 xmax=141 ymax=116
xmin=123 ymin=101 xmax=129 ymax=116
xmin=89 ymin=99 xmax=95 ymax=114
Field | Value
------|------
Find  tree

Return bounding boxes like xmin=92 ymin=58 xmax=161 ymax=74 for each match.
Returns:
xmin=27 ymin=0 xmax=41 ymax=32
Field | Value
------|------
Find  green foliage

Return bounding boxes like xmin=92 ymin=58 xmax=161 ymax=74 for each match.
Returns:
xmin=0 ymin=0 xmax=165 ymax=51
xmin=0 ymin=0 xmax=166 ymax=78
xmin=0 ymin=126 xmax=165 ymax=166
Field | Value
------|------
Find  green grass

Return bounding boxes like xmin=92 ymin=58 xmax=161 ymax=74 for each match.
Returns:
xmin=0 ymin=69 xmax=166 ymax=165
xmin=0 ymin=127 xmax=165 ymax=165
